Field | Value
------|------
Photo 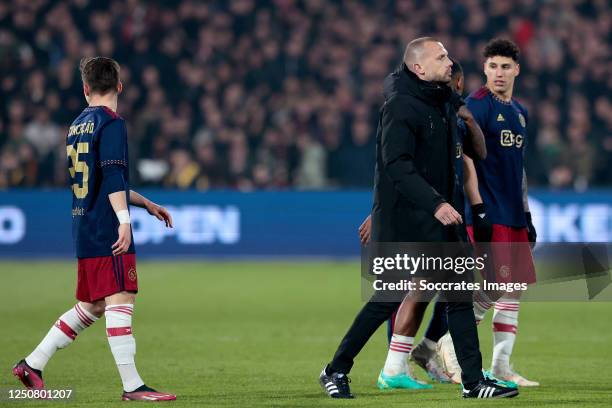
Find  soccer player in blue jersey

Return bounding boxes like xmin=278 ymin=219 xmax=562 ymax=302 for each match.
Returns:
xmin=12 ymin=57 xmax=177 ymax=401
xmin=438 ymin=38 xmax=539 ymax=387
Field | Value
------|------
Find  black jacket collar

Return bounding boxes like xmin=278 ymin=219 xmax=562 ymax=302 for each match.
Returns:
xmin=387 ymin=63 xmax=452 ymax=107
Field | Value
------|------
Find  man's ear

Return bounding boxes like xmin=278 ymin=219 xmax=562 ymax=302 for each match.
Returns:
xmin=83 ymin=83 xmax=90 ymax=97
xmin=457 ymin=75 xmax=464 ymax=93
xmin=515 ymin=63 xmax=520 ymax=77
xmin=117 ymin=81 xmax=123 ymax=94
xmin=413 ymin=63 xmax=425 ymax=76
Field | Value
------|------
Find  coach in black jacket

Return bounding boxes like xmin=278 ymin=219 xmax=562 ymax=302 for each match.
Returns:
xmin=372 ymin=58 xmax=461 ymax=242
xmin=320 ymin=37 xmax=485 ymax=398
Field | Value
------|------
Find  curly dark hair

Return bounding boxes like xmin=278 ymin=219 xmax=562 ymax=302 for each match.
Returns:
xmin=483 ymin=38 xmax=520 ymax=62
xmin=450 ymin=57 xmax=463 ymax=78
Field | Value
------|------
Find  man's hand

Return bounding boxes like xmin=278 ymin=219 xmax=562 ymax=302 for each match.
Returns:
xmin=358 ymin=214 xmax=372 ymax=245
xmin=434 ymin=203 xmax=463 ymax=226
xmin=145 ymin=200 xmax=173 ymax=228
xmin=457 ymin=105 xmax=474 ymax=122
xmin=525 ymin=212 xmax=537 ymax=245
xmin=471 ymin=203 xmax=493 ymax=242
xmin=112 ymin=224 xmax=132 ymax=256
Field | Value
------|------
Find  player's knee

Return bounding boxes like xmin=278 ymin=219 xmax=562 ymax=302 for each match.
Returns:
xmin=484 ymin=289 xmax=504 ymax=302
xmin=79 ymin=301 xmax=105 ymax=318
xmin=105 ymin=291 xmax=136 ymax=306
xmin=91 ymin=302 xmax=106 ymax=317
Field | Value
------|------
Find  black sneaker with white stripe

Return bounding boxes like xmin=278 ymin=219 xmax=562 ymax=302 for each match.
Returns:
xmin=319 ymin=365 xmax=354 ymax=398
xmin=462 ymin=377 xmax=519 ymax=399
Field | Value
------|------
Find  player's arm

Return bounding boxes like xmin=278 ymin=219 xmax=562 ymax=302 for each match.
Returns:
xmin=523 ymin=168 xmax=537 ymax=243
xmin=358 ymin=214 xmax=371 ymax=245
xmin=463 ymin=155 xmax=492 ymax=242
xmin=98 ymin=119 xmax=133 ymax=255
xmin=457 ymin=106 xmax=487 ymax=160
xmin=522 ymin=169 xmax=529 ymax=212
xmin=521 ymin=105 xmax=537 ymax=243
xmin=463 ymin=155 xmax=482 ymax=205
xmin=108 ymin=189 xmax=131 ymax=256
xmin=129 ymin=190 xmax=173 ymax=228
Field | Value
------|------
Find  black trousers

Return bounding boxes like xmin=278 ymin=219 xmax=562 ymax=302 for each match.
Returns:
xmin=328 ymin=298 xmax=483 ymax=385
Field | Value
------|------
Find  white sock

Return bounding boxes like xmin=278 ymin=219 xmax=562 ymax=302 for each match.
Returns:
xmin=492 ymin=299 xmax=519 ymax=372
xmin=383 ymin=334 xmax=414 ymax=376
xmin=473 ymin=290 xmax=494 ymax=322
xmin=106 ymin=304 xmax=144 ymax=392
xmin=26 ymin=303 xmax=97 ymax=371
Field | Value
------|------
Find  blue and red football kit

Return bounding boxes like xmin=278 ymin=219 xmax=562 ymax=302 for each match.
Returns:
xmin=464 ymin=87 xmax=535 ymax=284
xmin=464 ymin=87 xmax=528 ymax=227
xmin=66 ymin=106 xmax=137 ymax=302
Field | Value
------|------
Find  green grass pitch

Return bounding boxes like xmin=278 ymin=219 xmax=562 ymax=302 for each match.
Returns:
xmin=1 ymin=261 xmax=611 ymax=407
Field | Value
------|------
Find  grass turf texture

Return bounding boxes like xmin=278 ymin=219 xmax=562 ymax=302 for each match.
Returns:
xmin=0 ymin=261 xmax=611 ymax=407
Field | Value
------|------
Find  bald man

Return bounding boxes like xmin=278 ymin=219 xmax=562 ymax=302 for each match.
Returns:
xmin=319 ymin=38 xmax=518 ymax=400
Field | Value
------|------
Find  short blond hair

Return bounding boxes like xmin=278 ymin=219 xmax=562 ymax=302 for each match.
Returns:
xmin=403 ymin=37 xmax=438 ymax=66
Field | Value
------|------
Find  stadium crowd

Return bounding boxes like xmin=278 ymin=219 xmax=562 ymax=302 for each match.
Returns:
xmin=0 ymin=0 xmax=610 ymax=190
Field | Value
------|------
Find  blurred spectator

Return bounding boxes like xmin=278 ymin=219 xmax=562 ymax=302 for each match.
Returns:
xmin=0 ymin=0 xmax=610 ymax=191
xmin=295 ymin=133 xmax=327 ymax=189
xmin=163 ymin=148 xmax=205 ymax=190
